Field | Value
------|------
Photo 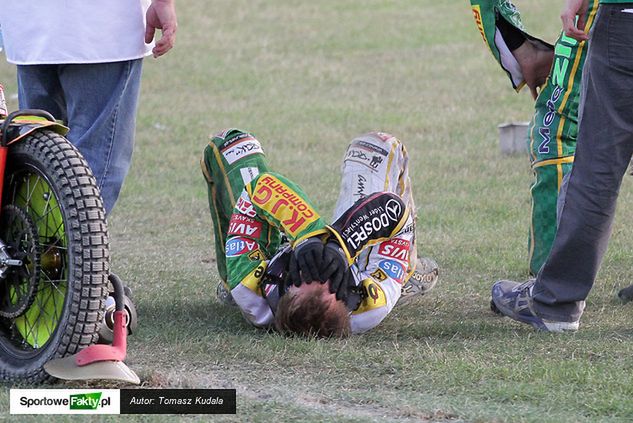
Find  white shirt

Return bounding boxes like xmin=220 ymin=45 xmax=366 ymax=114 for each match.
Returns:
xmin=0 ymin=0 xmax=153 ymax=65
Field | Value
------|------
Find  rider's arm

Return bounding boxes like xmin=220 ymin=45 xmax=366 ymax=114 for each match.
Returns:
xmin=326 ymin=192 xmax=413 ymax=333
xmin=226 ymin=171 xmax=328 ymax=327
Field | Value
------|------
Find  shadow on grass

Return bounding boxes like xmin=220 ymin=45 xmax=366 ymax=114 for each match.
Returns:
xmin=133 ymin=290 xmax=543 ymax=344
xmin=133 ymin=297 xmax=262 ymax=341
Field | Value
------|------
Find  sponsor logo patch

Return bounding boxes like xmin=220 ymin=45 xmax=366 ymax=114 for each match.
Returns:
xmin=248 ymin=250 xmax=264 ymax=261
xmin=235 ymin=192 xmax=258 ymax=218
xmin=401 ymin=222 xmax=415 ymax=234
xmin=221 ymin=135 xmax=264 ymax=164
xmin=250 ymin=174 xmax=319 ymax=236
xmin=385 ymin=199 xmax=402 ymax=221
xmin=538 ymin=86 xmax=564 ymax=154
xmin=355 ymin=174 xmax=367 ymax=199
xmin=378 ymin=238 xmax=411 ymax=262
xmin=345 ymin=148 xmax=385 ymax=171
xmin=472 ymin=5 xmax=488 ymax=45
xmin=370 ymin=268 xmax=388 ymax=282
xmin=241 ymin=262 xmax=267 ymax=292
xmin=409 ymin=266 xmax=438 ymax=283
xmin=225 ymin=237 xmax=258 ymax=257
xmin=336 ymin=194 xmax=406 ymax=255
xmin=352 ymin=279 xmax=387 ymax=314
xmin=352 ymin=140 xmax=389 ymax=156
xmin=219 ymin=132 xmax=250 ymax=149
xmin=379 ymin=259 xmax=406 ymax=284
xmin=240 ymin=167 xmax=259 ymax=186
xmin=228 ymin=214 xmax=262 ymax=237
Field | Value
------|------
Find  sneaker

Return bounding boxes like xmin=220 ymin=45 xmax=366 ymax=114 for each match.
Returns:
xmin=491 ymin=279 xmax=581 ymax=332
xmin=398 ymin=257 xmax=439 ymax=305
xmin=217 ymin=282 xmax=236 ymax=306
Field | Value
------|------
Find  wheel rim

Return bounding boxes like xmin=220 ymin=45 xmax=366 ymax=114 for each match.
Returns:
xmin=2 ymin=165 xmax=68 ymax=355
xmin=0 ymin=204 xmax=40 ymax=319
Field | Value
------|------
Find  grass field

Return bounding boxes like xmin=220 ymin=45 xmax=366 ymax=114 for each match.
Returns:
xmin=2 ymin=1 xmax=633 ymax=422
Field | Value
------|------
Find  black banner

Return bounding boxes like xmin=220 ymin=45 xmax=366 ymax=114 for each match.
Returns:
xmin=120 ymin=389 xmax=236 ymax=414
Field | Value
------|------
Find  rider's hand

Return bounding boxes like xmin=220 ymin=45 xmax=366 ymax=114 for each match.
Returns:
xmin=321 ymin=242 xmax=349 ymax=301
xmin=289 ymin=237 xmax=324 ymax=286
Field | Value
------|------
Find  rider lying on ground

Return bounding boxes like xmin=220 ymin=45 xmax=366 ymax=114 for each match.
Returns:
xmin=201 ymin=130 xmax=438 ymax=337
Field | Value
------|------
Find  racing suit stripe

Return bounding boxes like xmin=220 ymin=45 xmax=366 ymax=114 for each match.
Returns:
xmin=383 ymin=141 xmax=397 ymax=192
xmin=201 ymin=158 xmax=227 ymax=282
xmin=210 ymin=183 xmax=226 ymax=278
xmin=533 ymin=155 xmax=575 ymax=191
xmin=557 ymin=163 xmax=564 ymax=191
xmin=200 ymin=158 xmax=212 ymax=183
xmin=554 ymin=52 xmax=587 ymax=159
xmin=209 ymin=142 xmax=236 ymax=205
xmin=557 ymin=0 xmax=598 ymax=117
xmin=532 ymin=156 xmax=575 ymax=169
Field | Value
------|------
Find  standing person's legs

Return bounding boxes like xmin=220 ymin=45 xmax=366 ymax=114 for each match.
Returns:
xmin=532 ymin=6 xmax=633 ymax=321
xmin=17 ymin=65 xmax=67 ymax=121
xmin=526 ymin=5 xmax=596 ymax=276
xmin=19 ymin=61 xmax=143 ymax=214
xmin=492 ymin=6 xmax=633 ymax=330
xmin=57 ymin=60 xmax=143 ymax=214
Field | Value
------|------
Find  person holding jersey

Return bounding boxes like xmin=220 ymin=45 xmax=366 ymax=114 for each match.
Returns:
xmin=491 ymin=0 xmax=633 ymax=332
xmin=470 ymin=0 xmax=598 ymax=275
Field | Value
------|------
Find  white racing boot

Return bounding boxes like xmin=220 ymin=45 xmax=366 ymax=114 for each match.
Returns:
xmin=398 ymin=257 xmax=439 ymax=306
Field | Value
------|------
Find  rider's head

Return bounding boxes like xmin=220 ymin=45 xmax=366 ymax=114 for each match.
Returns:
xmin=275 ymin=281 xmax=350 ymax=338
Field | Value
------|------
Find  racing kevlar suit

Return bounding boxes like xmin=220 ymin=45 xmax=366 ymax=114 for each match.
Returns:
xmin=470 ymin=0 xmax=598 ymax=274
xmin=201 ymin=130 xmax=416 ymax=333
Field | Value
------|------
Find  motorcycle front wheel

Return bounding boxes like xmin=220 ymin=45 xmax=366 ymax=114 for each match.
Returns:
xmin=0 ymin=129 xmax=109 ymax=383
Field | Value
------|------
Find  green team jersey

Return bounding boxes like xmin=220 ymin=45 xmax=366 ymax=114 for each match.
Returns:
xmin=202 ymin=128 xmax=327 ymax=290
xmin=225 ymin=171 xmax=329 ymax=290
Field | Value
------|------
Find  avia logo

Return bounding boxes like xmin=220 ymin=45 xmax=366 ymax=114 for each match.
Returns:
xmin=378 ymin=238 xmax=410 ymax=261
xmin=69 ymin=392 xmax=106 ymax=410
xmin=228 ymin=214 xmax=262 ymax=237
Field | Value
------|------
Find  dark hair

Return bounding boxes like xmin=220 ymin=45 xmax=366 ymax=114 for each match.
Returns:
xmin=275 ymin=288 xmax=350 ymax=338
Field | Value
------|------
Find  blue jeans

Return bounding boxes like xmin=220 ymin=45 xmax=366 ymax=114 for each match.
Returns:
xmin=16 ymin=59 xmax=143 ymax=214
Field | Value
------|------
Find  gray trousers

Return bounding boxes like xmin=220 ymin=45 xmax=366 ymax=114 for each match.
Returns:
xmin=533 ymin=4 xmax=633 ymax=321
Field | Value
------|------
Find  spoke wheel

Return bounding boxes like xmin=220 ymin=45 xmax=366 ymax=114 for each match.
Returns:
xmin=0 ymin=130 xmax=109 ymax=383
xmin=0 ymin=204 xmax=40 ymax=319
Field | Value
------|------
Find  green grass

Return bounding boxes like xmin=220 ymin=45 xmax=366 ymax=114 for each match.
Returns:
xmin=2 ymin=1 xmax=633 ymax=422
